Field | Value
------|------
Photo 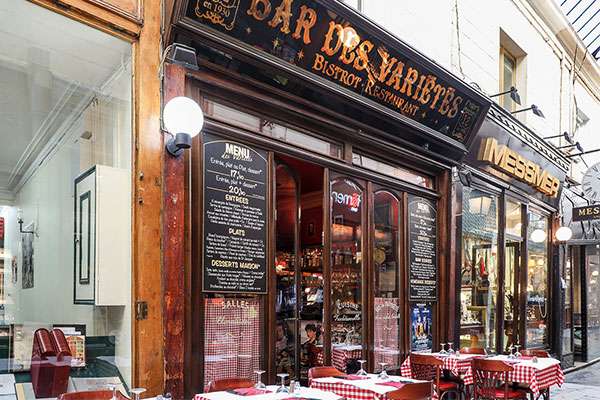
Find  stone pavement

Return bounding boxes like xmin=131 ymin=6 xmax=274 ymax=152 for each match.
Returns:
xmin=551 ymin=362 xmax=600 ymax=399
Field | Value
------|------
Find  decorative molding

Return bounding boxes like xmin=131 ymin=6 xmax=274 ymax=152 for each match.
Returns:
xmin=86 ymin=0 xmax=143 ymax=24
xmin=486 ymin=103 xmax=570 ymax=173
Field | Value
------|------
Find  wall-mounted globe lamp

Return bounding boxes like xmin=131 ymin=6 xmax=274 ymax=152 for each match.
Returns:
xmin=530 ymin=228 xmax=547 ymax=243
xmin=163 ymin=96 xmax=204 ymax=157
xmin=555 ymin=226 xmax=573 ymax=242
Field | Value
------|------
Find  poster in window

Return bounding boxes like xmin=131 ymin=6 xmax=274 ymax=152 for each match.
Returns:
xmin=203 ymin=134 xmax=268 ymax=293
xmin=21 ymin=229 xmax=34 ymax=289
xmin=410 ymin=303 xmax=433 ymax=352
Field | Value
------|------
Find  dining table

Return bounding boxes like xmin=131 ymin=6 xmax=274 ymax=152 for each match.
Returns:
xmin=400 ymin=352 xmax=564 ymax=398
xmin=310 ymin=373 xmax=427 ymax=400
xmin=194 ymin=385 xmax=343 ymax=400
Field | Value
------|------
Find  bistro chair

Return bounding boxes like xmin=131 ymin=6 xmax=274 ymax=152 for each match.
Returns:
xmin=58 ymin=390 xmax=129 ymax=400
xmin=520 ymin=349 xmax=550 ymax=358
xmin=460 ymin=347 xmax=486 ymax=355
xmin=308 ymin=366 xmax=346 ymax=381
xmin=409 ymin=353 xmax=460 ymax=400
xmin=472 ymin=359 xmax=528 ymax=400
xmin=206 ymin=378 xmax=255 ymax=392
xmin=386 ymin=382 xmax=433 ymax=400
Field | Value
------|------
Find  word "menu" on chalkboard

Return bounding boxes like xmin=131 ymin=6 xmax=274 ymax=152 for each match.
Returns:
xmin=203 ymin=134 xmax=268 ymax=293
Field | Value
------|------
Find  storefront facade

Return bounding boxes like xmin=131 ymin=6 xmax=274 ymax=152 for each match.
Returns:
xmin=453 ymin=104 xmax=569 ymax=360
xmin=164 ymin=0 xmax=491 ymax=396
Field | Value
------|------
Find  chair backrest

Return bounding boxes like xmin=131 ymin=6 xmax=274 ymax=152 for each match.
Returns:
xmin=206 ymin=378 xmax=255 ymax=393
xmin=386 ymin=382 xmax=432 ymax=400
xmin=308 ymin=366 xmax=345 ymax=380
xmin=472 ymin=359 xmax=514 ymax=400
xmin=410 ymin=354 xmax=442 ymax=397
xmin=460 ymin=347 xmax=485 ymax=355
xmin=58 ymin=390 xmax=129 ymax=400
xmin=521 ymin=349 xmax=550 ymax=358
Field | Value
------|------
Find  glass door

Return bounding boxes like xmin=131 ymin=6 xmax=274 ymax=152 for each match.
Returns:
xmin=503 ymin=200 xmax=522 ymax=352
xmin=372 ymin=188 xmax=402 ymax=372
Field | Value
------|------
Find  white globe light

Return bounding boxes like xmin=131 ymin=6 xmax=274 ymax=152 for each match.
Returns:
xmin=555 ymin=226 xmax=573 ymax=242
xmin=530 ymin=228 xmax=547 ymax=243
xmin=163 ymin=96 xmax=204 ymax=137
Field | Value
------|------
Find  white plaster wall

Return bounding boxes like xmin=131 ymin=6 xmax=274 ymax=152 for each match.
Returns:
xmin=572 ymin=81 xmax=600 ymax=181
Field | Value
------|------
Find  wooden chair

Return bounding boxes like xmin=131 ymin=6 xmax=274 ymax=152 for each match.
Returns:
xmin=520 ymin=349 xmax=550 ymax=358
xmin=206 ymin=378 xmax=255 ymax=392
xmin=472 ymin=359 xmax=528 ymax=400
xmin=460 ymin=347 xmax=486 ymax=355
xmin=58 ymin=390 xmax=129 ymax=400
xmin=308 ymin=366 xmax=345 ymax=380
xmin=386 ymin=382 xmax=433 ymax=400
xmin=410 ymin=353 xmax=460 ymax=400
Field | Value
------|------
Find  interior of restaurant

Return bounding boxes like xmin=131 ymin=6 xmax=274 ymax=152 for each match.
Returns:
xmin=0 ymin=0 xmax=132 ymax=394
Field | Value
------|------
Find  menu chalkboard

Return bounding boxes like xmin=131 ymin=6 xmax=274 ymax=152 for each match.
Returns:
xmin=408 ymin=195 xmax=437 ymax=301
xmin=203 ymin=134 xmax=268 ymax=293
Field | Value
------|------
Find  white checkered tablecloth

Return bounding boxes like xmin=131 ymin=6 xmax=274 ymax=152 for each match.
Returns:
xmin=400 ymin=354 xmax=564 ymax=396
xmin=310 ymin=376 xmax=424 ymax=400
xmin=331 ymin=345 xmax=362 ymax=372
xmin=400 ymin=353 xmax=480 ymax=384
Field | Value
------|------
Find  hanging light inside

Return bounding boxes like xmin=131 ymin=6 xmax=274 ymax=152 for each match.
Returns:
xmin=555 ymin=226 xmax=573 ymax=242
xmin=530 ymin=228 xmax=547 ymax=243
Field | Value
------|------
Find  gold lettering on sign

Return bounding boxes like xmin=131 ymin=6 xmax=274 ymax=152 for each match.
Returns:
xmin=321 ymin=21 xmax=344 ymax=56
xmin=268 ymin=0 xmax=294 ymax=33
xmin=478 ymin=137 xmax=560 ymax=198
xmin=292 ymin=5 xmax=317 ymax=44
xmin=247 ymin=0 xmax=271 ymax=20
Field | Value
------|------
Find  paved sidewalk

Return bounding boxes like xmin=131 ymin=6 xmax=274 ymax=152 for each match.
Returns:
xmin=551 ymin=363 xmax=600 ymax=399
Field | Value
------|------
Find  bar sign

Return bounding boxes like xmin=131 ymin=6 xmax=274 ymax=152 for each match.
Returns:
xmin=573 ymin=205 xmax=600 ymax=222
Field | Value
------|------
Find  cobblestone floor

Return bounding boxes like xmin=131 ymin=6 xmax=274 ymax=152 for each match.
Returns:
xmin=550 ymin=362 xmax=600 ymax=399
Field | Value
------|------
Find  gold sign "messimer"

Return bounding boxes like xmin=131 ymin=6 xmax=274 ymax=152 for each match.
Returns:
xmin=478 ymin=137 xmax=560 ymax=198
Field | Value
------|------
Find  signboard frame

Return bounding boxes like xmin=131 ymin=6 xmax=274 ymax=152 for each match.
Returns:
xmin=407 ymin=194 xmax=437 ymax=301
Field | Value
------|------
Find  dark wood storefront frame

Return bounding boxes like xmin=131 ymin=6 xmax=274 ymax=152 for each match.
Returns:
xmin=164 ymin=57 xmax=457 ymax=396
xmin=453 ymin=167 xmax=557 ymax=355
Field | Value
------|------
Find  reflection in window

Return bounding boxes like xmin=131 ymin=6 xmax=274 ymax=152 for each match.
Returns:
xmin=330 ymin=178 xmax=363 ymax=372
xmin=526 ymin=212 xmax=549 ymax=347
xmin=585 ymin=245 xmax=600 ymax=359
xmin=504 ymin=200 xmax=521 ymax=351
xmin=0 ymin=0 xmax=132 ymax=393
xmin=460 ymin=188 xmax=499 ymax=350
xmin=352 ymin=153 xmax=434 ymax=189
xmin=373 ymin=191 xmax=401 ymax=371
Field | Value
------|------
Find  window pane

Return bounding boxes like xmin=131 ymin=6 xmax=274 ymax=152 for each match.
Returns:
xmin=352 ymin=153 xmax=434 ymax=189
xmin=585 ymin=245 xmax=600 ymax=359
xmin=500 ymin=51 xmax=516 ymax=111
xmin=503 ymin=200 xmax=521 ymax=351
xmin=203 ymin=295 xmax=264 ymax=389
xmin=373 ymin=191 xmax=401 ymax=371
xmin=331 ymin=178 xmax=363 ymax=372
xmin=526 ymin=212 xmax=549 ymax=347
xmin=0 ymin=0 xmax=132 ymax=394
xmin=460 ymin=188 xmax=499 ymax=350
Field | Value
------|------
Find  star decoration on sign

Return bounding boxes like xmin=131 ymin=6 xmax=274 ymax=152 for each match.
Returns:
xmin=245 ymin=27 xmax=252 ymax=35
xmin=272 ymin=38 xmax=280 ymax=49
xmin=297 ymin=50 xmax=304 ymax=60
xmin=421 ymin=111 xmax=427 ymax=119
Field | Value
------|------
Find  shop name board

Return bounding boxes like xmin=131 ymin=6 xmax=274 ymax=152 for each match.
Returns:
xmin=573 ymin=205 xmax=600 ymax=222
xmin=478 ymin=137 xmax=560 ymax=198
xmin=186 ymin=0 xmax=488 ymax=143
xmin=331 ymin=190 xmax=361 ymax=212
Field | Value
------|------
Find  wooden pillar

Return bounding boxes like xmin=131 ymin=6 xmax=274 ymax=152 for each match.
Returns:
xmin=162 ymin=63 xmax=187 ymax=399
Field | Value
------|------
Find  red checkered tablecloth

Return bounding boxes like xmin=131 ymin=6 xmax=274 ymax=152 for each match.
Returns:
xmin=400 ymin=354 xmax=564 ymax=396
xmin=310 ymin=379 xmax=389 ymax=400
xmin=332 ymin=346 xmax=363 ymax=372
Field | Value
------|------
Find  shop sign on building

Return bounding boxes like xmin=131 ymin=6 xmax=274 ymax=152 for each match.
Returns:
xmin=183 ymin=0 xmax=489 ymax=144
xmin=572 ymin=205 xmax=600 ymax=222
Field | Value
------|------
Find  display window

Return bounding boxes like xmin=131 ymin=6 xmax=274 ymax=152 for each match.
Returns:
xmin=459 ymin=187 xmax=499 ymax=350
xmin=0 ymin=0 xmax=133 ymax=396
xmin=503 ymin=200 xmax=522 ymax=351
xmin=584 ymin=245 xmax=600 ymax=359
xmin=526 ymin=211 xmax=550 ymax=348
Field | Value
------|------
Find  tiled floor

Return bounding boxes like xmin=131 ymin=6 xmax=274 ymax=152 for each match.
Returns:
xmin=551 ymin=362 xmax=600 ymax=399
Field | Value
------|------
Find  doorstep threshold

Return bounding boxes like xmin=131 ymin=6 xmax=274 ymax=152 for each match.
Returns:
xmin=564 ymin=357 xmax=600 ymax=374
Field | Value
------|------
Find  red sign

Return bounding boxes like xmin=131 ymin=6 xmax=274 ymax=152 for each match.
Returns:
xmin=0 ymin=217 xmax=4 ymax=240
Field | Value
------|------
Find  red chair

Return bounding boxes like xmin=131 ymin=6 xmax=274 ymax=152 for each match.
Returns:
xmin=460 ymin=347 xmax=486 ymax=355
xmin=58 ymin=391 xmax=129 ymax=399
xmin=308 ymin=366 xmax=345 ymax=380
xmin=386 ymin=382 xmax=432 ymax=400
xmin=206 ymin=378 xmax=254 ymax=392
xmin=410 ymin=354 xmax=460 ymax=400
xmin=472 ymin=359 xmax=528 ymax=399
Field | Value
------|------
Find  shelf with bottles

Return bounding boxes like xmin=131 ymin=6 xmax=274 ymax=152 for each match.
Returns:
xmin=301 ymin=246 xmax=323 ymax=271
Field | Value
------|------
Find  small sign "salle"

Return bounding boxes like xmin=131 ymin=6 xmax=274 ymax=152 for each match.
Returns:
xmin=572 ymin=205 xmax=600 ymax=222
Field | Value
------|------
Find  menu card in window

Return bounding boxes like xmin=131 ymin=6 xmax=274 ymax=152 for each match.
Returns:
xmin=408 ymin=195 xmax=437 ymax=301
xmin=202 ymin=134 xmax=268 ymax=293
